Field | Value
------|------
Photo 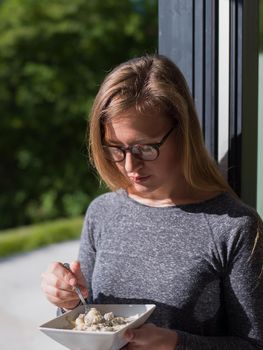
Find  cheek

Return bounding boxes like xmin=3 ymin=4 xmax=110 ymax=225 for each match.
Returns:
xmin=164 ymin=142 xmax=181 ymax=164
xmin=156 ymin=150 xmax=181 ymax=173
xmin=115 ymin=162 xmax=125 ymax=174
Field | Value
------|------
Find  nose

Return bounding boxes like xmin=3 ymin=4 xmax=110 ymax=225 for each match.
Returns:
xmin=123 ymin=151 xmax=142 ymax=173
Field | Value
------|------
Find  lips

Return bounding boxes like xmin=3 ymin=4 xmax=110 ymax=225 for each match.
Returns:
xmin=129 ymin=175 xmax=151 ymax=183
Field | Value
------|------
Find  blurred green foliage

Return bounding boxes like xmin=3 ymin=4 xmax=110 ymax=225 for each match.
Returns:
xmin=0 ymin=216 xmax=83 ymax=257
xmin=0 ymin=0 xmax=157 ymax=229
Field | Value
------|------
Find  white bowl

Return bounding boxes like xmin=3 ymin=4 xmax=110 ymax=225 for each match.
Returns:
xmin=39 ymin=304 xmax=156 ymax=350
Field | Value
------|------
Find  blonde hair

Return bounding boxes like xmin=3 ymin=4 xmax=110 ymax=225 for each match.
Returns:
xmin=88 ymin=54 xmax=233 ymax=194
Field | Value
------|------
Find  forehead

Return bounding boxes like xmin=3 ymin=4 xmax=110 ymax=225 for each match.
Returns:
xmin=104 ymin=108 xmax=172 ymax=142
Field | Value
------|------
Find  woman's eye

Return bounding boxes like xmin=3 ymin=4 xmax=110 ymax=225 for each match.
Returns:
xmin=140 ymin=145 xmax=155 ymax=153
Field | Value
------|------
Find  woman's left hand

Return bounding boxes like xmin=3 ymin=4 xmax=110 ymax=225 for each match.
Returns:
xmin=122 ymin=323 xmax=179 ymax=350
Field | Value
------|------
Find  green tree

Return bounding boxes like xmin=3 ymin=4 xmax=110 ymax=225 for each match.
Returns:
xmin=0 ymin=0 xmax=157 ymax=229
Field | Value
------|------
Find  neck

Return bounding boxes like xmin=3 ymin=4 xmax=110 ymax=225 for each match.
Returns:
xmin=127 ymin=182 xmax=221 ymax=207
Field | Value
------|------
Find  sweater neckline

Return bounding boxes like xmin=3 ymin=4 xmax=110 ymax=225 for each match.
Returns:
xmin=119 ymin=189 xmax=228 ymax=210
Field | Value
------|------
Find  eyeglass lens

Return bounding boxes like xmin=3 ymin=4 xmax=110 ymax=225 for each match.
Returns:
xmin=104 ymin=145 xmax=158 ymax=162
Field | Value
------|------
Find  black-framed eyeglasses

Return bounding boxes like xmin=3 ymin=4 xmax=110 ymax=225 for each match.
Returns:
xmin=103 ymin=127 xmax=175 ymax=162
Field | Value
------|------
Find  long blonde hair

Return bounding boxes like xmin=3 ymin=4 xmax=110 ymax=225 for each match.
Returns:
xmin=88 ymin=54 xmax=233 ymax=194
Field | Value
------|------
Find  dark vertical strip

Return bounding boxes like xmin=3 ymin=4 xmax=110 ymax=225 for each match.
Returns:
xmin=229 ymin=0 xmax=242 ymax=195
xmin=236 ymin=0 xmax=243 ymax=139
xmin=241 ymin=0 xmax=259 ymax=207
xmin=214 ymin=1 xmax=219 ymax=162
xmin=203 ymin=0 xmax=218 ymax=159
xmin=193 ymin=0 xmax=205 ymax=129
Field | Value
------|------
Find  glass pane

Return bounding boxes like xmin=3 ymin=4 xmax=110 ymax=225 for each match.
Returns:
xmin=257 ymin=0 xmax=263 ymax=216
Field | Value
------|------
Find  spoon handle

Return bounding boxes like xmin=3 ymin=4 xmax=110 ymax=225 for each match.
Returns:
xmin=63 ymin=263 xmax=89 ymax=313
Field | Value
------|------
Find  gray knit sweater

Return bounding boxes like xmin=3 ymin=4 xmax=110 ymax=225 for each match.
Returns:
xmin=78 ymin=190 xmax=263 ymax=349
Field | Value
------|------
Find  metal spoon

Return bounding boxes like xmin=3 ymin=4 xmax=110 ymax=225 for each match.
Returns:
xmin=63 ymin=263 xmax=89 ymax=314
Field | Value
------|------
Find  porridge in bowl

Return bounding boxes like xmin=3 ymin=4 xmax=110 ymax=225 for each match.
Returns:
xmin=39 ymin=304 xmax=156 ymax=350
xmin=73 ymin=307 xmax=136 ymax=332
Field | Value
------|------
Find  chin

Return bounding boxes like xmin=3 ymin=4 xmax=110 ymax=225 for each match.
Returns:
xmin=131 ymin=183 xmax=160 ymax=196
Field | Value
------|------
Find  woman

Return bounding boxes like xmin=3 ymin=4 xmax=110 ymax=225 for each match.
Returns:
xmin=41 ymin=54 xmax=263 ymax=349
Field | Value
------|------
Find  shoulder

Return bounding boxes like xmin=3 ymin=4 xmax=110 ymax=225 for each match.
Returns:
xmin=202 ymin=192 xmax=258 ymax=226
xmin=203 ymin=192 xmax=262 ymax=251
xmin=80 ymin=190 xmax=127 ymax=235
xmin=84 ymin=189 xmax=126 ymax=219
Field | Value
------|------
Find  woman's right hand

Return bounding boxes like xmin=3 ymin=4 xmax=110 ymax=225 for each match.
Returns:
xmin=41 ymin=261 xmax=89 ymax=310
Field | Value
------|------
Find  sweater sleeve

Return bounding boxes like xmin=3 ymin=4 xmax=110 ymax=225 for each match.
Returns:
xmin=77 ymin=206 xmax=97 ymax=303
xmin=176 ymin=214 xmax=263 ymax=350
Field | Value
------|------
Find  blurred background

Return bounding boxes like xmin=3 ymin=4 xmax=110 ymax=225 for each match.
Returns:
xmin=0 ymin=0 xmax=158 ymax=254
xmin=0 ymin=1 xmax=157 ymax=349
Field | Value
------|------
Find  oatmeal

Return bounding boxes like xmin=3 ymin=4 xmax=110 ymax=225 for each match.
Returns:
xmin=73 ymin=307 xmax=135 ymax=332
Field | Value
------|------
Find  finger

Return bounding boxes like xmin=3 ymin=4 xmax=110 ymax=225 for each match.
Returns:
xmin=47 ymin=262 xmax=75 ymax=283
xmin=124 ymin=329 xmax=134 ymax=341
xmin=41 ymin=272 xmax=89 ymax=298
xmin=44 ymin=291 xmax=77 ymax=306
xmin=41 ymin=283 xmax=77 ymax=301
xmin=46 ymin=262 xmax=83 ymax=289
xmin=124 ymin=325 xmax=155 ymax=345
xmin=70 ymin=261 xmax=88 ymax=289
xmin=41 ymin=272 xmax=73 ymax=291
xmin=44 ymin=293 xmax=80 ymax=309
xmin=42 ymin=285 xmax=80 ymax=308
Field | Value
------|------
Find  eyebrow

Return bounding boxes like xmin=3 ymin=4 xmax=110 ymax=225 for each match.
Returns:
xmin=104 ymin=137 xmax=156 ymax=146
